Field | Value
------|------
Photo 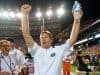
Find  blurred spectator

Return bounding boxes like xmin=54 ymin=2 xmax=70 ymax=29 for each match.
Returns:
xmin=76 ymin=51 xmax=91 ymax=75
xmin=18 ymin=46 xmax=28 ymax=55
xmin=7 ymin=37 xmax=25 ymax=67
xmin=0 ymin=40 xmax=18 ymax=75
xmin=20 ymin=53 xmax=34 ymax=75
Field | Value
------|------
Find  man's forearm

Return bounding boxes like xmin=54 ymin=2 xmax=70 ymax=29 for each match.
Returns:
xmin=69 ymin=19 xmax=80 ymax=46
xmin=21 ymin=14 xmax=30 ymax=36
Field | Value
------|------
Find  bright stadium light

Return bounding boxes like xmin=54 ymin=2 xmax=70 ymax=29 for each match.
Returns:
xmin=0 ymin=12 xmax=1 ymax=17
xmin=2 ymin=11 xmax=9 ymax=17
xmin=9 ymin=12 xmax=15 ymax=18
xmin=57 ymin=7 xmax=65 ymax=17
xmin=46 ymin=9 xmax=53 ymax=18
xmin=36 ymin=11 xmax=42 ymax=18
xmin=16 ymin=12 xmax=22 ymax=18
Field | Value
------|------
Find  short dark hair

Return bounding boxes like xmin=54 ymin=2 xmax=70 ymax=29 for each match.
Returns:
xmin=6 ymin=37 xmax=15 ymax=43
xmin=25 ymin=53 xmax=33 ymax=59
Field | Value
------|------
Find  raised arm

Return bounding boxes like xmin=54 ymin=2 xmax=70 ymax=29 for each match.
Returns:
xmin=21 ymin=4 xmax=34 ymax=48
xmin=68 ymin=7 xmax=83 ymax=46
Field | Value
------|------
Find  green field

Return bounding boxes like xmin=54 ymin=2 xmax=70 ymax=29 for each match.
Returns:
xmin=71 ymin=64 xmax=100 ymax=75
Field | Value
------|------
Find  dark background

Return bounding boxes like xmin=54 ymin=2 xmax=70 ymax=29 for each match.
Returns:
xmin=0 ymin=0 xmax=99 ymax=46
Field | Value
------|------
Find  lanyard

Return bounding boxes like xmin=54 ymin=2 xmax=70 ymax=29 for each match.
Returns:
xmin=0 ymin=54 xmax=14 ymax=75
xmin=0 ymin=56 xmax=1 ymax=71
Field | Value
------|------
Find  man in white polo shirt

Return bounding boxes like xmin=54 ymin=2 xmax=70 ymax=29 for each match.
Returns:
xmin=21 ymin=3 xmax=83 ymax=75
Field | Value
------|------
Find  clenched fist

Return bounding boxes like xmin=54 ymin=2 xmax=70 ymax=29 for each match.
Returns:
xmin=21 ymin=4 xmax=32 ymax=15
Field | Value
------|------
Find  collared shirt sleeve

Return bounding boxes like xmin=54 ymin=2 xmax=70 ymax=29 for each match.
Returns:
xmin=59 ymin=40 xmax=73 ymax=59
xmin=63 ymin=46 xmax=73 ymax=61
xmin=60 ymin=39 xmax=71 ymax=51
xmin=28 ymin=42 xmax=39 ymax=56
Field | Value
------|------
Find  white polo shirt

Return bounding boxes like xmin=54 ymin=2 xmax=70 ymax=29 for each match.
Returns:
xmin=0 ymin=54 xmax=17 ymax=74
xmin=28 ymin=40 xmax=72 ymax=75
xmin=9 ymin=48 xmax=25 ymax=66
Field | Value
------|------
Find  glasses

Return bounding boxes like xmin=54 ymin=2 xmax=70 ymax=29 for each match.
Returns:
xmin=2 ymin=44 xmax=10 ymax=48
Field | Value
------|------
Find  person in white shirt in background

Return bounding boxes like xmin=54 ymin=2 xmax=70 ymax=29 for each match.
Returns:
xmin=23 ymin=53 xmax=34 ymax=75
xmin=21 ymin=3 xmax=83 ymax=75
xmin=0 ymin=40 xmax=18 ymax=75
xmin=7 ymin=38 xmax=25 ymax=72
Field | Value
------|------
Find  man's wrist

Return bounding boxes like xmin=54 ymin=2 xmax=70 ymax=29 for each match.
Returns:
xmin=74 ymin=19 xmax=80 ymax=24
xmin=22 ymin=13 xmax=29 ymax=18
xmin=21 ymin=12 xmax=29 ymax=16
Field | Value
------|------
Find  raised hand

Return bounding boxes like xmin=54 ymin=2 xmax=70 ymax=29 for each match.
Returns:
xmin=21 ymin=4 xmax=32 ymax=15
xmin=72 ymin=7 xmax=83 ymax=20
